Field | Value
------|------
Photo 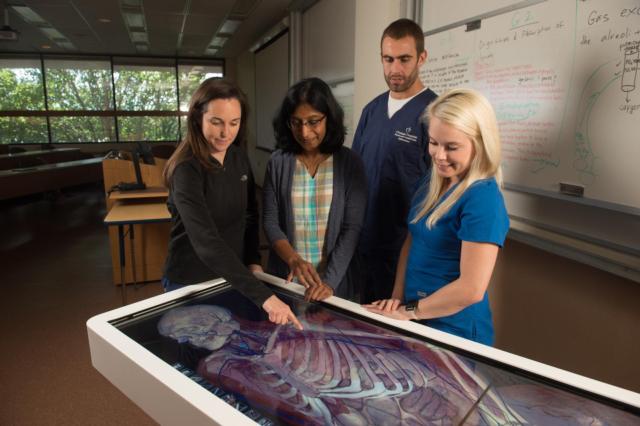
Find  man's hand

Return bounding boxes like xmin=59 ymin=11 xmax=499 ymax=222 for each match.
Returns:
xmin=262 ymin=295 xmax=303 ymax=330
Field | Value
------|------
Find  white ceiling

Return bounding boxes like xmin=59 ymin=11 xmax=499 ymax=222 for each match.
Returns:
xmin=0 ymin=0 xmax=293 ymax=58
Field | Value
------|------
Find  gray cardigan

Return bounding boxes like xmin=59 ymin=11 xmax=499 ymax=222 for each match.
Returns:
xmin=262 ymin=146 xmax=367 ymax=297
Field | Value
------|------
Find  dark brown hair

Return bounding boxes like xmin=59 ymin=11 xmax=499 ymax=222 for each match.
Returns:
xmin=163 ymin=78 xmax=249 ymax=187
xmin=380 ymin=18 xmax=425 ymax=55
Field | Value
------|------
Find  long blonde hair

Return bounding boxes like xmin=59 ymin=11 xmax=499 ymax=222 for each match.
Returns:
xmin=412 ymin=88 xmax=503 ymax=228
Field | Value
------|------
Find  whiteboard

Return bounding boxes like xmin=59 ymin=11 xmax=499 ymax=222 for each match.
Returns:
xmin=421 ymin=0 xmax=534 ymax=33
xmin=420 ymin=0 xmax=640 ymax=213
xmin=255 ymin=32 xmax=289 ymax=151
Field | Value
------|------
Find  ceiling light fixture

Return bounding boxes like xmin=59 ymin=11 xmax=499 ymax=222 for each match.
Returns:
xmin=220 ymin=19 xmax=242 ymax=34
xmin=10 ymin=5 xmax=46 ymax=25
xmin=130 ymin=31 xmax=148 ymax=43
xmin=209 ymin=36 xmax=227 ymax=48
xmin=123 ymin=12 xmax=145 ymax=29
xmin=40 ymin=27 xmax=65 ymax=39
xmin=11 ymin=5 xmax=76 ymax=50
xmin=250 ymin=18 xmax=288 ymax=52
xmin=57 ymin=41 xmax=76 ymax=50
xmin=120 ymin=0 xmax=149 ymax=54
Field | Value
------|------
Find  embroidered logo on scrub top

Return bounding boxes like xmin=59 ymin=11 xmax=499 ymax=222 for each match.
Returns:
xmin=240 ymin=174 xmax=248 ymax=182
xmin=394 ymin=127 xmax=418 ymax=143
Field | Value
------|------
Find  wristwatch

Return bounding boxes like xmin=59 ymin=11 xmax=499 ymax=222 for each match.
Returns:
xmin=404 ymin=300 xmax=419 ymax=320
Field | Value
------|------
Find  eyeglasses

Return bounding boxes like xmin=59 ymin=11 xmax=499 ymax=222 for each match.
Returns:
xmin=288 ymin=115 xmax=326 ymax=131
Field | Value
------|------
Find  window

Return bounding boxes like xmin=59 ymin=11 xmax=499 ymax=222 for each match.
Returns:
xmin=0 ymin=54 xmax=223 ymax=144
xmin=45 ymin=59 xmax=113 ymax=110
xmin=178 ymin=63 xmax=224 ymax=111
xmin=0 ymin=117 xmax=48 ymax=144
xmin=0 ymin=58 xmax=45 ymax=110
xmin=45 ymin=58 xmax=116 ymax=143
xmin=114 ymin=59 xmax=179 ymax=141
xmin=118 ymin=116 xmax=178 ymax=142
xmin=114 ymin=63 xmax=177 ymax=111
xmin=50 ymin=116 xmax=115 ymax=143
xmin=0 ymin=57 xmax=47 ymax=144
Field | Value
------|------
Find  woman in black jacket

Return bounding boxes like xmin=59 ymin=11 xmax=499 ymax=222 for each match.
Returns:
xmin=162 ymin=78 xmax=301 ymax=329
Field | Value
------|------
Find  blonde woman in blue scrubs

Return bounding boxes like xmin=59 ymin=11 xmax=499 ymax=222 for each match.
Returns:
xmin=365 ymin=88 xmax=509 ymax=345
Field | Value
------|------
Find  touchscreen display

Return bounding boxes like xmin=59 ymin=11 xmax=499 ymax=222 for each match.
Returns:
xmin=114 ymin=285 xmax=638 ymax=425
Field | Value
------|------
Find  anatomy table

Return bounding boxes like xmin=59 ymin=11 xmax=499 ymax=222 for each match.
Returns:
xmin=87 ymin=272 xmax=640 ymax=425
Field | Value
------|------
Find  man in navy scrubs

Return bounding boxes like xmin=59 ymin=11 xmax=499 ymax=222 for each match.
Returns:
xmin=352 ymin=18 xmax=438 ymax=303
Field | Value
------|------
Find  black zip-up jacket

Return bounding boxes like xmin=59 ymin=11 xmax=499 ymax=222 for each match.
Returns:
xmin=163 ymin=144 xmax=273 ymax=306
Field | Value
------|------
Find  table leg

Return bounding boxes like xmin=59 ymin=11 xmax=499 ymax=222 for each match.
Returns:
xmin=129 ymin=224 xmax=138 ymax=288
xmin=118 ymin=224 xmax=127 ymax=305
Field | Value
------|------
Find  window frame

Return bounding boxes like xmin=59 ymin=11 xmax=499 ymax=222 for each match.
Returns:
xmin=0 ymin=53 xmax=225 ymax=145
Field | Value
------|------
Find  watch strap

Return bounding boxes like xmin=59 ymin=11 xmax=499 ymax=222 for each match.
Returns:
xmin=405 ymin=300 xmax=418 ymax=311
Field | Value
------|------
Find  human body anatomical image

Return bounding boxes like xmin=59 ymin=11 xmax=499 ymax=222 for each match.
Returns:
xmin=157 ymin=297 xmax=637 ymax=425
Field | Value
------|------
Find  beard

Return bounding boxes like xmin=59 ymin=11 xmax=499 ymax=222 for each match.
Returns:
xmin=384 ymin=66 xmax=420 ymax=93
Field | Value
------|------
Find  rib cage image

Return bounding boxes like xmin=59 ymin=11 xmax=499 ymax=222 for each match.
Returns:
xmin=158 ymin=304 xmax=637 ymax=425
xmin=159 ymin=305 xmax=513 ymax=424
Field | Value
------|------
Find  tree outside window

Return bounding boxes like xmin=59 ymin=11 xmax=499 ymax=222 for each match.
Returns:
xmin=0 ymin=55 xmax=223 ymax=145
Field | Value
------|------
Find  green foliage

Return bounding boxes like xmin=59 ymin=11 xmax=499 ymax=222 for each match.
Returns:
xmin=50 ymin=116 xmax=116 ymax=143
xmin=46 ymin=68 xmax=113 ymax=110
xmin=0 ymin=68 xmax=45 ymax=110
xmin=118 ymin=116 xmax=179 ymax=142
xmin=0 ymin=117 xmax=48 ymax=144
xmin=0 ymin=68 xmax=48 ymax=143
xmin=0 ymin=62 xmax=215 ymax=144
xmin=115 ymin=69 xmax=177 ymax=111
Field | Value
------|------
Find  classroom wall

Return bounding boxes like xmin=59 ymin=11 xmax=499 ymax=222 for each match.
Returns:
xmin=353 ymin=0 xmax=404 ymax=126
xmin=233 ymin=50 xmax=272 ymax=187
xmin=302 ymin=0 xmax=355 ymax=83
xmin=490 ymin=239 xmax=640 ymax=393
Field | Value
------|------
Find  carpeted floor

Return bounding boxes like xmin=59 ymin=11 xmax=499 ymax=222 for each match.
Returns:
xmin=0 ymin=185 xmax=159 ymax=425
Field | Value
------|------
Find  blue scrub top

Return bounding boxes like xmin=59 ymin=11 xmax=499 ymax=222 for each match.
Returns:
xmin=404 ymin=176 xmax=509 ymax=345
xmin=352 ymin=89 xmax=438 ymax=253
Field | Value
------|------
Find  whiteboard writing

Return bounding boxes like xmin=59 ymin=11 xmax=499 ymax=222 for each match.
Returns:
xmin=420 ymin=0 xmax=640 ymax=211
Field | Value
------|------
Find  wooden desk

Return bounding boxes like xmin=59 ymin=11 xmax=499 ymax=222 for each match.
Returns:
xmin=104 ymin=200 xmax=171 ymax=224
xmin=0 ymin=148 xmax=82 ymax=170
xmin=109 ymin=186 xmax=169 ymax=200
xmin=0 ymin=147 xmax=79 ymax=160
xmin=104 ymin=199 xmax=171 ymax=305
xmin=103 ymin=157 xmax=170 ymax=286
xmin=0 ymin=157 xmax=102 ymax=200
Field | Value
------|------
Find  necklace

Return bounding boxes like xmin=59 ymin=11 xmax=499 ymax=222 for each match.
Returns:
xmin=298 ymin=153 xmax=328 ymax=177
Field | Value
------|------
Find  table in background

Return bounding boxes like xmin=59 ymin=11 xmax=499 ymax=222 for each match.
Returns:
xmin=102 ymin=155 xmax=170 ymax=287
xmin=104 ymin=189 xmax=170 ymax=305
xmin=0 ymin=148 xmax=81 ymax=170
xmin=0 ymin=157 xmax=102 ymax=201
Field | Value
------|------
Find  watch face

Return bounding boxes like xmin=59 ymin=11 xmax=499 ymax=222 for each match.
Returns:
xmin=406 ymin=300 xmax=417 ymax=311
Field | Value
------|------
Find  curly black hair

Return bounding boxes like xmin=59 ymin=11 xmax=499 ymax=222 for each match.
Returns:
xmin=272 ymin=77 xmax=346 ymax=154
